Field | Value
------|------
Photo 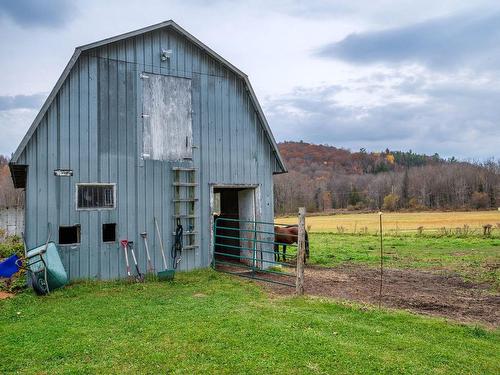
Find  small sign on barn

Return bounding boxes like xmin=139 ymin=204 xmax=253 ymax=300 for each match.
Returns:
xmin=54 ymin=169 xmax=73 ymax=177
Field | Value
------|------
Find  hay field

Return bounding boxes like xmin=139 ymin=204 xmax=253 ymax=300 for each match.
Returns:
xmin=277 ymin=211 xmax=500 ymax=233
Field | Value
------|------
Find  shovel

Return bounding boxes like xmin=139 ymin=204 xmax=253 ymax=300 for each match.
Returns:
xmin=128 ymin=241 xmax=144 ymax=282
xmin=140 ymin=232 xmax=154 ymax=273
xmin=120 ymin=240 xmax=132 ymax=278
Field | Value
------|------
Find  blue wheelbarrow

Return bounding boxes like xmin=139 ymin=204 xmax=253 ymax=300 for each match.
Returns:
xmin=19 ymin=225 xmax=68 ymax=295
xmin=0 ymin=254 xmax=20 ymax=278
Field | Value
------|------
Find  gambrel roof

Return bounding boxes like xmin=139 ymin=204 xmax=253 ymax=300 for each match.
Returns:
xmin=11 ymin=20 xmax=286 ymax=173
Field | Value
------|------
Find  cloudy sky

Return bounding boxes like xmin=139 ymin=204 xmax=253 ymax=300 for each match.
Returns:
xmin=1 ymin=0 xmax=499 ymax=160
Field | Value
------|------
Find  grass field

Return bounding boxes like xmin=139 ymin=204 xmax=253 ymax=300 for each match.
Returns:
xmin=278 ymin=211 xmax=500 ymax=234
xmin=276 ymin=211 xmax=500 ymax=288
xmin=305 ymin=234 xmax=500 ymax=287
xmin=1 ymin=270 xmax=499 ymax=374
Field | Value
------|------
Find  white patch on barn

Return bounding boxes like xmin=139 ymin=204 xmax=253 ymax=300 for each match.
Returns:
xmin=142 ymin=74 xmax=193 ymax=161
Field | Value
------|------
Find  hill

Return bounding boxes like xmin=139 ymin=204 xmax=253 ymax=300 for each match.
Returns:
xmin=274 ymin=142 xmax=499 ymax=214
xmin=278 ymin=141 xmax=443 ymax=175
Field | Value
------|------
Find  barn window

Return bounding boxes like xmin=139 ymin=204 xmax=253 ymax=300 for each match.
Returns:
xmin=59 ymin=225 xmax=81 ymax=245
xmin=102 ymin=223 xmax=116 ymax=242
xmin=142 ymin=74 xmax=193 ymax=161
xmin=76 ymin=184 xmax=116 ymax=210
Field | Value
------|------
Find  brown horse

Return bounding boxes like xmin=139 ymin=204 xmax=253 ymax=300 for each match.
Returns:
xmin=274 ymin=225 xmax=309 ymax=263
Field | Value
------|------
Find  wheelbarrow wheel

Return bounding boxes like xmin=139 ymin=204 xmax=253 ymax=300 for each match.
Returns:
xmin=33 ymin=274 xmax=49 ymax=295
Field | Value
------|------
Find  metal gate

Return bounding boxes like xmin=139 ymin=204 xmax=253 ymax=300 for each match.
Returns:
xmin=212 ymin=217 xmax=298 ymax=286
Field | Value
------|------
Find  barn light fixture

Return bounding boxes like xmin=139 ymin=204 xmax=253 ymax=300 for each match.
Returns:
xmin=161 ymin=49 xmax=172 ymax=61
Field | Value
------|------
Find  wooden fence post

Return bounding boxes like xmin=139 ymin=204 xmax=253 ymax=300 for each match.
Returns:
xmin=296 ymin=207 xmax=306 ymax=295
xmin=378 ymin=211 xmax=383 ymax=308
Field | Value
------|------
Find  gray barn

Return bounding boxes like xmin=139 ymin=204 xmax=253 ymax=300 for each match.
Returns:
xmin=9 ymin=20 xmax=286 ymax=280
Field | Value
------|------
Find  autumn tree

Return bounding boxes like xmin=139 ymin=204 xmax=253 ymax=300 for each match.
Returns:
xmin=471 ymin=191 xmax=490 ymax=209
xmin=382 ymin=193 xmax=400 ymax=211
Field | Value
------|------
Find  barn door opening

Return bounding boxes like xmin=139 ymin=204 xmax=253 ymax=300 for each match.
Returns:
xmin=212 ymin=185 xmax=297 ymax=287
xmin=212 ymin=187 xmax=257 ymax=264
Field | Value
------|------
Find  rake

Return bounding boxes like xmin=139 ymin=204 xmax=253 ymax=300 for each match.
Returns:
xmin=155 ymin=217 xmax=175 ymax=281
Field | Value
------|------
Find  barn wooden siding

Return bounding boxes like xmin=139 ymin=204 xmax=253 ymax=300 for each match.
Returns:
xmin=17 ymin=27 xmax=279 ymax=280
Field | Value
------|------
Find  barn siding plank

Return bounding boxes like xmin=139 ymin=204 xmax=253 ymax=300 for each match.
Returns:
xmin=169 ymin=30 xmax=178 ymax=75
xmin=117 ymin=57 xmax=129 ymax=277
xmin=98 ymin=55 xmax=111 ymax=279
xmin=58 ymin=80 xmax=71 ymax=274
xmin=79 ymin=55 xmax=90 ymax=279
xmin=69 ymin=65 xmax=81 ymax=279
xmin=88 ymin=56 xmax=100 ymax=279
xmin=200 ymin=54 xmax=211 ymax=266
xmin=108 ymin=49 xmax=120 ymax=279
xmin=152 ymin=31 xmax=160 ymax=74
xmin=144 ymin=32 xmax=153 ymax=75
xmin=126 ymin=59 xmax=138 ymax=270
xmin=47 ymin=103 xmax=58 ymax=255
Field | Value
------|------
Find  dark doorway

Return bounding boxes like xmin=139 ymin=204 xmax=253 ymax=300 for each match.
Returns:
xmin=213 ymin=187 xmax=257 ymax=265
xmin=214 ymin=188 xmax=240 ymax=262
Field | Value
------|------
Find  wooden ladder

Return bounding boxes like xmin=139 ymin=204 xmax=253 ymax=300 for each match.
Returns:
xmin=172 ymin=167 xmax=199 ymax=250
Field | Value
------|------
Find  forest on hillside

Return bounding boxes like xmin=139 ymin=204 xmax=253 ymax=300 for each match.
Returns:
xmin=274 ymin=141 xmax=500 ymax=214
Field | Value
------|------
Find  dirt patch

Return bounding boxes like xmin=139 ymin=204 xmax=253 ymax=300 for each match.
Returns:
xmin=257 ymin=265 xmax=500 ymax=328
xmin=0 ymin=291 xmax=14 ymax=300
xmin=193 ymin=293 xmax=208 ymax=298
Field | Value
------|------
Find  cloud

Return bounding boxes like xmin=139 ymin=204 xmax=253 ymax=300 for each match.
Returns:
xmin=0 ymin=109 xmax=37 ymax=157
xmin=0 ymin=93 xmax=45 ymax=155
xmin=0 ymin=0 xmax=77 ymax=28
xmin=317 ymin=11 xmax=500 ymax=71
xmin=270 ymin=0 xmax=353 ymax=19
xmin=0 ymin=94 xmax=46 ymax=111
xmin=264 ymin=75 xmax=500 ymax=159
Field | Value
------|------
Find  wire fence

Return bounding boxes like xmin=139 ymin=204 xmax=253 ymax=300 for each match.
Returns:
xmin=312 ymin=223 xmax=500 ymax=237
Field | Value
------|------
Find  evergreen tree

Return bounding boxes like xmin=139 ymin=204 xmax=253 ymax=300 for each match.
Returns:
xmin=348 ymin=186 xmax=362 ymax=206
xmin=401 ymin=167 xmax=410 ymax=208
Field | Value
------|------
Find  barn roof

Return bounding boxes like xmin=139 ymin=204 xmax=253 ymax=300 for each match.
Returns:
xmin=11 ymin=20 xmax=287 ymax=173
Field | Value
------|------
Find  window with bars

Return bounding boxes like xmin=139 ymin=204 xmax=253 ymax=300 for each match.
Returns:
xmin=76 ymin=184 xmax=116 ymax=210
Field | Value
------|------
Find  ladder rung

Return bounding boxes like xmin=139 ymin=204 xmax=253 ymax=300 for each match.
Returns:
xmin=172 ymin=183 xmax=198 ymax=186
xmin=172 ymin=198 xmax=198 ymax=202
xmin=172 ymin=231 xmax=198 ymax=236
xmin=172 ymin=167 xmax=197 ymax=171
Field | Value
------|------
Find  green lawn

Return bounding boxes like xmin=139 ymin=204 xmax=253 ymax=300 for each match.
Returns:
xmin=1 ymin=270 xmax=499 ymax=374
xmin=302 ymin=234 xmax=500 ymax=287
